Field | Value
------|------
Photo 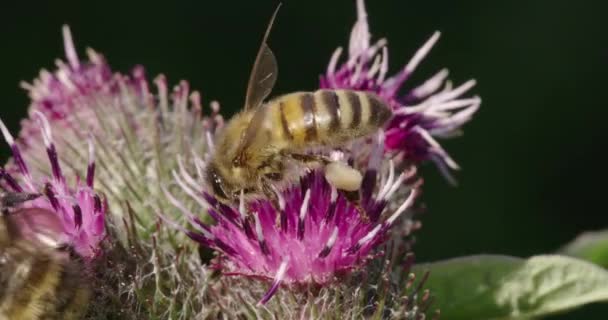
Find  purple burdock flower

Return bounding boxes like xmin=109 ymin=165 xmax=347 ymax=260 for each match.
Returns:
xmin=18 ymin=26 xmax=118 ymax=150
xmin=321 ymin=0 xmax=480 ymax=183
xmin=10 ymin=25 xmax=217 ymax=233
xmin=0 ymin=113 xmax=106 ymax=260
xmin=165 ymin=134 xmax=421 ymax=304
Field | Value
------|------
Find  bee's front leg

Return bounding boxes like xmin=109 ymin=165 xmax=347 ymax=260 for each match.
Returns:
xmin=0 ymin=191 xmax=41 ymax=213
xmin=260 ymin=177 xmax=282 ymax=227
xmin=282 ymin=151 xmax=331 ymax=166
xmin=340 ymin=189 xmax=368 ymax=222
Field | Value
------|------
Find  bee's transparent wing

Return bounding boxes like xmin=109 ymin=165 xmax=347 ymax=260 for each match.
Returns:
xmin=243 ymin=5 xmax=280 ymax=111
xmin=233 ymin=5 xmax=281 ymax=166
xmin=232 ymin=104 xmax=270 ymax=166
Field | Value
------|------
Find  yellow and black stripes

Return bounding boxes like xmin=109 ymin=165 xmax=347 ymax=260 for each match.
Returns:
xmin=320 ymin=90 xmax=341 ymax=133
xmin=0 ymin=243 xmax=90 ymax=320
xmin=273 ymin=89 xmax=392 ymax=149
xmin=345 ymin=91 xmax=362 ymax=129
xmin=300 ymin=93 xmax=317 ymax=142
xmin=367 ymin=93 xmax=392 ymax=127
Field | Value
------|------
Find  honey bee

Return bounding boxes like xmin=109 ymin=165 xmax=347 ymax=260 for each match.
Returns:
xmin=206 ymin=7 xmax=393 ymax=212
xmin=0 ymin=191 xmax=90 ymax=320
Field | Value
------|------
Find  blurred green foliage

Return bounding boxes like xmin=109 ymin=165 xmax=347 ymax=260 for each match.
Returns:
xmin=1 ymin=0 xmax=607 ymax=318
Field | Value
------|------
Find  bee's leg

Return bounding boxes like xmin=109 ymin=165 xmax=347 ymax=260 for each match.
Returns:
xmin=0 ymin=191 xmax=41 ymax=213
xmin=260 ymin=178 xmax=282 ymax=226
xmin=283 ymin=152 xmax=331 ymax=166
xmin=340 ymin=189 xmax=368 ymax=222
xmin=264 ymin=172 xmax=283 ymax=182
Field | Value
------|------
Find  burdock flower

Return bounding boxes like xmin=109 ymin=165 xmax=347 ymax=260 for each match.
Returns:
xmin=321 ymin=0 xmax=480 ymax=182
xmin=17 ymin=26 xmax=117 ymax=150
xmin=10 ymin=25 xmax=216 ymax=234
xmin=165 ymin=134 xmax=422 ymax=304
xmin=0 ymin=114 xmax=106 ymax=260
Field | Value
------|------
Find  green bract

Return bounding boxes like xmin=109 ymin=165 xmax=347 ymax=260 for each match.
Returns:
xmin=414 ymin=255 xmax=608 ymax=319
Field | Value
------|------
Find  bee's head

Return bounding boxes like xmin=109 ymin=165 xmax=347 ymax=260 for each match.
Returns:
xmin=206 ymin=161 xmax=256 ymax=203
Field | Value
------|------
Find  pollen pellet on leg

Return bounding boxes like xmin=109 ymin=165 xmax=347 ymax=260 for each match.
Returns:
xmin=324 ymin=162 xmax=362 ymax=192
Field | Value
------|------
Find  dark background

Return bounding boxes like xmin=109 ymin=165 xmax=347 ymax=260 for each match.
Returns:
xmin=1 ymin=1 xmax=606 ymax=318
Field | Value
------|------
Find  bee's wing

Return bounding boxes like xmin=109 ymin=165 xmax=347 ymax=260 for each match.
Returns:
xmin=232 ymin=5 xmax=281 ymax=166
xmin=243 ymin=4 xmax=280 ymax=111
xmin=232 ymin=104 xmax=270 ymax=166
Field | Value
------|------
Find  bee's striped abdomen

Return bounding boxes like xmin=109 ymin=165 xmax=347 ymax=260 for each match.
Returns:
xmin=272 ymin=89 xmax=392 ymax=149
xmin=0 ymin=249 xmax=60 ymax=319
xmin=276 ymin=92 xmax=317 ymax=146
xmin=0 ymin=243 xmax=90 ymax=320
xmin=314 ymin=89 xmax=392 ymax=143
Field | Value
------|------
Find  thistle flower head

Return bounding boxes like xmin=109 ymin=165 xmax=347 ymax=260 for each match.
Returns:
xmin=321 ymin=0 xmax=480 ymax=182
xmin=9 ymin=25 xmax=218 ymax=236
xmin=0 ymin=114 xmax=106 ymax=260
xmin=18 ymin=26 xmax=117 ymax=150
xmin=166 ymin=134 xmax=421 ymax=304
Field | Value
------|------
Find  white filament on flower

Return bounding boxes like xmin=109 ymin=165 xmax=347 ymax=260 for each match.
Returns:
xmin=378 ymin=46 xmax=389 ymax=84
xmin=404 ymin=32 xmax=441 ymax=74
xmin=258 ymin=259 xmax=289 ymax=305
xmin=330 ymin=186 xmax=338 ymax=203
xmin=172 ymin=170 xmax=211 ymax=210
xmin=350 ymin=0 xmax=370 ymax=57
xmin=177 ymin=156 xmax=201 ymax=191
xmin=413 ymin=126 xmax=459 ymax=170
xmin=238 ymin=190 xmax=247 ymax=221
xmin=62 ymin=25 xmax=80 ymax=69
xmin=205 ymin=131 xmax=215 ymax=153
xmin=366 ymin=54 xmax=382 ymax=79
xmin=356 ymin=224 xmax=381 ymax=249
xmin=326 ymin=47 xmax=343 ymax=84
xmin=158 ymin=208 xmax=214 ymax=240
xmin=271 ymin=185 xmax=286 ymax=212
xmin=254 ymin=213 xmax=265 ymax=243
xmin=324 ymin=227 xmax=339 ymax=252
xmin=376 ymin=160 xmax=395 ymax=200
xmin=299 ymin=189 xmax=311 ymax=222
xmin=386 ymin=188 xmax=419 ymax=226
xmin=0 ymin=120 xmax=16 ymax=147
xmin=410 ymin=68 xmax=449 ymax=99
xmin=383 ymin=172 xmax=408 ymax=201
xmin=161 ymin=186 xmax=205 ymax=230
xmin=56 ymin=68 xmax=78 ymax=92
xmin=192 ymin=151 xmax=206 ymax=179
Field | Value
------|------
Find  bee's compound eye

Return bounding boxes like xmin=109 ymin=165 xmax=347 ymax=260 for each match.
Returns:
xmin=207 ymin=166 xmax=229 ymax=200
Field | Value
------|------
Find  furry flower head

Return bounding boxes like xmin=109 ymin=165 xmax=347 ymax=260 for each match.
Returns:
xmin=167 ymin=134 xmax=421 ymax=304
xmin=0 ymin=114 xmax=106 ymax=260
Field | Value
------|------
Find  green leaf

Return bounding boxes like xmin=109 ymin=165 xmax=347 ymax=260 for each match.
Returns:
xmin=413 ymin=255 xmax=608 ymax=320
xmin=560 ymin=230 xmax=608 ymax=267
